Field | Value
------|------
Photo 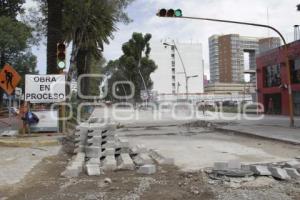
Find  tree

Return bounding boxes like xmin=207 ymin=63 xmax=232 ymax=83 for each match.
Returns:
xmin=12 ymin=51 xmax=39 ymax=91
xmin=0 ymin=1 xmax=36 ymax=107
xmin=0 ymin=16 xmax=34 ymax=106
xmin=62 ymin=0 xmax=133 ymax=96
xmin=0 ymin=0 xmax=24 ymax=19
xmin=0 ymin=16 xmax=32 ymax=67
xmin=104 ymin=32 xmax=157 ymax=102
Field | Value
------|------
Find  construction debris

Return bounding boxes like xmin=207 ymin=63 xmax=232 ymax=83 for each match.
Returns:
xmin=61 ymin=120 xmax=160 ymax=177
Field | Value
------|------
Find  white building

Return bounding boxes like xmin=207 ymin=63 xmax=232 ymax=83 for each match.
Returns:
xmin=150 ymin=40 xmax=204 ymax=94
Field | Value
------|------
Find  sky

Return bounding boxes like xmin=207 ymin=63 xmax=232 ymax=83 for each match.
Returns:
xmin=25 ymin=0 xmax=300 ymax=78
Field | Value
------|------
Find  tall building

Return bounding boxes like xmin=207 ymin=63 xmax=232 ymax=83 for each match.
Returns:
xmin=209 ymin=34 xmax=280 ymax=83
xmin=150 ymin=40 xmax=204 ymax=94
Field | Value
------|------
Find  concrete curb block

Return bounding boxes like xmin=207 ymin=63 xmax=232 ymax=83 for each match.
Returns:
xmin=137 ymin=164 xmax=156 ymax=175
xmin=149 ymin=149 xmax=174 ymax=165
xmin=250 ymin=165 xmax=272 ymax=176
xmin=268 ymin=167 xmax=291 ymax=180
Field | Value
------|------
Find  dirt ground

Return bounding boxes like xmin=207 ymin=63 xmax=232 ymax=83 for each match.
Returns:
xmin=1 ymin=123 xmax=300 ymax=200
xmin=0 ymin=151 xmax=214 ymax=200
xmin=1 ymin=149 xmax=300 ymax=200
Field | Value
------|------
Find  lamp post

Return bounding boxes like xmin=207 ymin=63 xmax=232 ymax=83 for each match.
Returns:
xmin=158 ymin=14 xmax=295 ymax=127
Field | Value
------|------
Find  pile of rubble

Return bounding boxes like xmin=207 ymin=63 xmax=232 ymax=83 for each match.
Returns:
xmin=61 ymin=121 xmax=173 ymax=177
xmin=207 ymin=159 xmax=300 ymax=181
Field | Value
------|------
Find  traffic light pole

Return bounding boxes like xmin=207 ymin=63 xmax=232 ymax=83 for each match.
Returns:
xmin=161 ymin=15 xmax=295 ymax=127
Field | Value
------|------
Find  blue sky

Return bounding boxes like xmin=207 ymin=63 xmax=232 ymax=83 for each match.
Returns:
xmin=26 ymin=0 xmax=300 ymax=76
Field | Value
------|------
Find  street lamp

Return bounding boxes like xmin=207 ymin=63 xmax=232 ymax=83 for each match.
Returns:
xmin=158 ymin=12 xmax=295 ymax=127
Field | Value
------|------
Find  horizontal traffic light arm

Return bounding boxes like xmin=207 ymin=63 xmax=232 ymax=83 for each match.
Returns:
xmin=157 ymin=14 xmax=286 ymax=44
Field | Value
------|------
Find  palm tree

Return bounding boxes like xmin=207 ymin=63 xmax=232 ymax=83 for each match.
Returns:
xmin=63 ymin=0 xmax=132 ymax=95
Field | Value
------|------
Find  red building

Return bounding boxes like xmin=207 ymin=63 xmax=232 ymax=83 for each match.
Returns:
xmin=256 ymin=40 xmax=300 ymax=115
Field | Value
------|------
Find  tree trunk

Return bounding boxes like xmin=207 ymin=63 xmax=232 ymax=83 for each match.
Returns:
xmin=46 ymin=0 xmax=63 ymax=74
xmin=76 ymin=49 xmax=90 ymax=98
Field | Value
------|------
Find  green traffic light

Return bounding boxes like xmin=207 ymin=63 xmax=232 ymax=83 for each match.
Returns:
xmin=58 ymin=61 xmax=66 ymax=69
xmin=175 ymin=9 xmax=182 ymax=17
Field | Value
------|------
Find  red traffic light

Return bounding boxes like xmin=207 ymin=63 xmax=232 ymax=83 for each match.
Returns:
xmin=157 ymin=9 xmax=182 ymax=17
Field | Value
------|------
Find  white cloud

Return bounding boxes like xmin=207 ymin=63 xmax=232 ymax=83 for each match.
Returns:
xmin=25 ymin=0 xmax=300 ymax=78
xmin=103 ymin=0 xmax=300 ymax=80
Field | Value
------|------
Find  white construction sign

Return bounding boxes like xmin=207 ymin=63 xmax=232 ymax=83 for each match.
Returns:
xmin=25 ymin=75 xmax=66 ymax=103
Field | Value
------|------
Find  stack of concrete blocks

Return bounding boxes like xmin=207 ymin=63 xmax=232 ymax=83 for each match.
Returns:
xmin=115 ymin=138 xmax=135 ymax=170
xmin=74 ymin=124 xmax=89 ymax=153
xmin=85 ymin=123 xmax=117 ymax=175
xmin=61 ymin=124 xmax=89 ymax=177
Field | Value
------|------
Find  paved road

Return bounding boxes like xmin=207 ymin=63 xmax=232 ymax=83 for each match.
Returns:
xmin=91 ymin=107 xmax=300 ymax=144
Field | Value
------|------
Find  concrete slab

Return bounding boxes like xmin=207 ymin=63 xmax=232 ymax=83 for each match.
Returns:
xmin=130 ymin=144 xmax=148 ymax=155
xmin=85 ymin=163 xmax=102 ymax=176
xmin=228 ymin=160 xmax=241 ymax=169
xmin=132 ymin=153 xmax=153 ymax=166
xmin=149 ymin=149 xmax=174 ymax=165
xmin=102 ymin=155 xmax=117 ymax=171
xmin=137 ymin=164 xmax=156 ymax=174
xmin=0 ymin=146 xmax=61 ymax=186
xmin=285 ymin=160 xmax=300 ymax=168
xmin=285 ymin=168 xmax=300 ymax=179
xmin=116 ymin=153 xmax=135 ymax=170
xmin=128 ymin=134 xmax=300 ymax=171
xmin=214 ymin=162 xmax=229 ymax=171
xmin=250 ymin=165 xmax=272 ymax=176
xmin=268 ymin=167 xmax=291 ymax=180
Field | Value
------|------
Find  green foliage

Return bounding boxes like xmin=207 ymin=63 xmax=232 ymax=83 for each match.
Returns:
xmin=0 ymin=1 xmax=36 ymax=106
xmin=0 ymin=16 xmax=32 ymax=62
xmin=104 ymin=32 xmax=157 ymax=102
xmin=0 ymin=0 xmax=25 ymax=19
xmin=12 ymin=51 xmax=39 ymax=90
xmin=63 ymin=0 xmax=117 ymax=57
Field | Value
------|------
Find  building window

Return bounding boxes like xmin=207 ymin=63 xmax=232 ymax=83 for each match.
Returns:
xmin=290 ymin=59 xmax=300 ymax=84
xmin=264 ymin=64 xmax=281 ymax=88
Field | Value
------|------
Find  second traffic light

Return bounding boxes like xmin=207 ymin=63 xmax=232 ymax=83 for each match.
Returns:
xmin=57 ymin=42 xmax=66 ymax=70
xmin=157 ymin=9 xmax=182 ymax=17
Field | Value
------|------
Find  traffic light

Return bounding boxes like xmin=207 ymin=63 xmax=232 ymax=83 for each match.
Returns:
xmin=57 ymin=42 xmax=66 ymax=70
xmin=157 ymin=9 xmax=182 ymax=17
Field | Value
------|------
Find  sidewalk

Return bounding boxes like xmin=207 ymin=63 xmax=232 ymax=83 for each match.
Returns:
xmin=209 ymin=115 xmax=300 ymax=145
